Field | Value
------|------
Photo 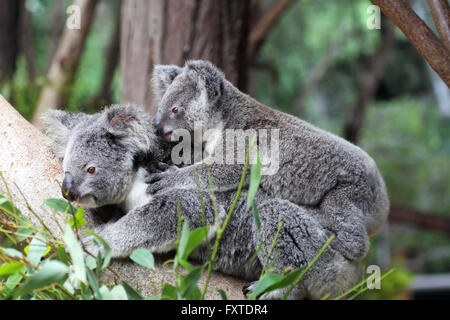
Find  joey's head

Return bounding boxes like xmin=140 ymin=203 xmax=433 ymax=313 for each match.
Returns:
xmin=43 ymin=105 xmax=154 ymax=208
xmin=152 ymin=60 xmax=225 ymax=142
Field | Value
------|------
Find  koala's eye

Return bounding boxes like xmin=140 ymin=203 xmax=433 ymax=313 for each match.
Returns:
xmin=171 ymin=107 xmax=179 ymax=114
xmin=87 ymin=167 xmax=96 ymax=174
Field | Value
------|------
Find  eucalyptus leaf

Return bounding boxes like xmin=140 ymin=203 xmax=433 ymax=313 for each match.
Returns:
xmin=44 ymin=199 xmax=71 ymax=213
xmin=248 ymin=273 xmax=284 ymax=300
xmin=0 ymin=262 xmax=25 ymax=277
xmin=183 ymin=226 xmax=209 ymax=260
xmin=63 ymin=224 xmax=86 ymax=284
xmin=121 ymin=280 xmax=143 ymax=300
xmin=246 ymin=151 xmax=262 ymax=212
xmin=12 ymin=261 xmax=68 ymax=299
xmin=130 ymin=248 xmax=155 ymax=270
xmin=110 ymin=285 xmax=128 ymax=300
xmin=26 ymin=233 xmax=49 ymax=266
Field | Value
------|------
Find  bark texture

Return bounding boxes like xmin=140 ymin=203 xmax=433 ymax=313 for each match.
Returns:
xmin=120 ymin=0 xmax=250 ymax=115
xmin=371 ymin=0 xmax=450 ymax=87
xmin=0 ymin=95 xmax=246 ymax=299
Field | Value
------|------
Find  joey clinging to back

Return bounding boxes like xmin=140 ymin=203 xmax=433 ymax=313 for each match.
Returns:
xmin=149 ymin=60 xmax=389 ymax=242
xmin=43 ymin=105 xmax=160 ymax=213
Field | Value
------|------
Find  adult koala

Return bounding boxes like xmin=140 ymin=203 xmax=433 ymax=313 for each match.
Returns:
xmin=149 ymin=60 xmax=390 ymax=264
xmin=43 ymin=105 xmax=362 ymax=299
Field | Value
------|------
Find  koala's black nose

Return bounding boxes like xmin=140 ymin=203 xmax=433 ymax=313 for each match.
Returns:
xmin=61 ymin=173 xmax=79 ymax=202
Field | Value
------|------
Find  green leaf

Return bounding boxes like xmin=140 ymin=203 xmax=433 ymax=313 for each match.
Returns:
xmin=121 ymin=280 xmax=144 ymax=300
xmin=26 ymin=233 xmax=49 ymax=266
xmin=264 ymin=267 xmax=304 ymax=294
xmin=110 ymin=285 xmax=128 ymax=300
xmin=251 ymin=203 xmax=261 ymax=231
xmin=175 ymin=219 xmax=190 ymax=268
xmin=217 ymin=289 xmax=227 ymax=300
xmin=44 ymin=199 xmax=71 ymax=213
xmin=0 ymin=195 xmax=8 ymax=205
xmin=16 ymin=228 xmax=33 ymax=242
xmin=85 ymin=255 xmax=97 ymax=270
xmin=246 ymin=151 xmax=262 ymax=212
xmin=0 ymin=262 xmax=25 ymax=277
xmin=247 ymin=273 xmax=284 ymax=300
xmin=69 ymin=208 xmax=87 ymax=228
xmin=12 ymin=260 xmax=68 ymax=299
xmin=180 ymin=266 xmax=204 ymax=299
xmin=99 ymin=285 xmax=114 ymax=300
xmin=2 ymin=248 xmax=23 ymax=259
xmin=56 ymin=246 xmax=69 ymax=265
xmin=82 ymin=229 xmax=111 ymax=270
xmin=161 ymin=283 xmax=178 ymax=300
xmin=183 ymin=226 xmax=209 ymax=260
xmin=130 ymin=249 xmax=155 ymax=270
xmin=63 ymin=224 xmax=87 ymax=284
xmin=3 ymin=269 xmax=26 ymax=296
xmin=86 ymin=268 xmax=100 ymax=300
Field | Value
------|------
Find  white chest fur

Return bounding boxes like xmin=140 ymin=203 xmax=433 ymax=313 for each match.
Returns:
xmin=123 ymin=168 xmax=153 ymax=212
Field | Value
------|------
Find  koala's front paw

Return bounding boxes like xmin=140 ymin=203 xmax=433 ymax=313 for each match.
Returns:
xmin=243 ymin=281 xmax=285 ymax=300
xmin=146 ymin=171 xmax=174 ymax=194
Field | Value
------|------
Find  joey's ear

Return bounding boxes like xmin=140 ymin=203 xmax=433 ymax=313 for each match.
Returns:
xmin=151 ymin=64 xmax=183 ymax=101
xmin=104 ymin=105 xmax=153 ymax=154
xmin=42 ymin=110 xmax=90 ymax=159
xmin=185 ymin=60 xmax=225 ymax=104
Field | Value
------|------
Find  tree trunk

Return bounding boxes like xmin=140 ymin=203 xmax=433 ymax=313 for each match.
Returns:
xmin=0 ymin=0 xmax=21 ymax=82
xmin=32 ymin=0 xmax=99 ymax=128
xmin=0 ymin=94 xmax=246 ymax=300
xmin=120 ymin=0 xmax=250 ymax=115
xmin=89 ymin=0 xmax=121 ymax=109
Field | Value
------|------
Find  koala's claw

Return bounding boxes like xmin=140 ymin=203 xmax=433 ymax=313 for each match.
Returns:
xmin=156 ymin=162 xmax=171 ymax=171
xmin=146 ymin=172 xmax=164 ymax=184
xmin=243 ymin=281 xmax=262 ymax=299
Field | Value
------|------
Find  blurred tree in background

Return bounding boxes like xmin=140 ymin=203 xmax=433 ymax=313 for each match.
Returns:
xmin=0 ymin=0 xmax=449 ymax=296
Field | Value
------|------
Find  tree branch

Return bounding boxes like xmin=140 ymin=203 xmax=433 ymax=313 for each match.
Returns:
xmin=249 ymin=0 xmax=297 ymax=58
xmin=389 ymin=205 xmax=450 ymax=234
xmin=371 ymin=0 xmax=450 ymax=87
xmin=0 ymin=94 xmax=246 ymax=300
xmin=427 ymin=0 xmax=450 ymax=52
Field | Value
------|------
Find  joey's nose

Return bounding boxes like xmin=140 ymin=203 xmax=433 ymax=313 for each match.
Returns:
xmin=153 ymin=112 xmax=163 ymax=136
xmin=61 ymin=173 xmax=79 ymax=201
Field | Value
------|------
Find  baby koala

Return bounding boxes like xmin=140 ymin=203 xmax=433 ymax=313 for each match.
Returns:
xmin=43 ymin=104 xmax=362 ymax=299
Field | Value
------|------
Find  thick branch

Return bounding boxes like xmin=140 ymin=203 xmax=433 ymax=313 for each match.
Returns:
xmin=249 ymin=0 xmax=297 ymax=58
xmin=0 ymin=95 xmax=246 ymax=300
xmin=371 ymin=0 xmax=450 ymax=87
xmin=389 ymin=205 xmax=450 ymax=234
xmin=427 ymin=0 xmax=450 ymax=52
xmin=89 ymin=1 xmax=121 ymax=109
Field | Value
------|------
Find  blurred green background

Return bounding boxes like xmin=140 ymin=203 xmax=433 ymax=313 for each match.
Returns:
xmin=1 ymin=0 xmax=449 ymax=299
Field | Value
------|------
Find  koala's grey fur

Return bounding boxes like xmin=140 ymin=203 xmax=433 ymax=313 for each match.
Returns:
xmin=150 ymin=60 xmax=390 ymax=264
xmin=44 ymin=105 xmax=363 ymax=299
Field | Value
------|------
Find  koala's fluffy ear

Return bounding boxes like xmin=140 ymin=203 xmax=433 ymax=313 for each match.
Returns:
xmin=42 ymin=110 xmax=90 ymax=159
xmin=185 ymin=60 xmax=225 ymax=104
xmin=104 ymin=105 xmax=153 ymax=154
xmin=152 ymin=65 xmax=183 ymax=101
